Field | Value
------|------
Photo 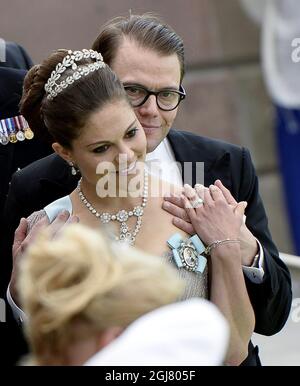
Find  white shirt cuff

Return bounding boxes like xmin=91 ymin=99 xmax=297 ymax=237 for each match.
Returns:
xmin=6 ymin=285 xmax=27 ymax=323
xmin=242 ymin=239 xmax=265 ymax=283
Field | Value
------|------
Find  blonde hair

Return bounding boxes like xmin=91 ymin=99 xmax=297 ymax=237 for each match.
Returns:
xmin=18 ymin=224 xmax=184 ymax=365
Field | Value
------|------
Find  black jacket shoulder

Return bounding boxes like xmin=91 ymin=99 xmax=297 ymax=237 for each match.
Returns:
xmin=8 ymin=153 xmax=78 ymax=212
xmin=0 ymin=41 xmax=33 ymax=70
xmin=168 ymin=129 xmax=244 ymax=161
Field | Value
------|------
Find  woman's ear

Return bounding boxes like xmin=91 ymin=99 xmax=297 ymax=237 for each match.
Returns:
xmin=52 ymin=142 xmax=73 ymax=163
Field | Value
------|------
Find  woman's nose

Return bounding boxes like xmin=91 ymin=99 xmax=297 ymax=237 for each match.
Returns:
xmin=115 ymin=145 xmax=135 ymax=165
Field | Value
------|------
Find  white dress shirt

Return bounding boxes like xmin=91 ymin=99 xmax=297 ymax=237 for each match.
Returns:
xmin=145 ymin=137 xmax=183 ymax=185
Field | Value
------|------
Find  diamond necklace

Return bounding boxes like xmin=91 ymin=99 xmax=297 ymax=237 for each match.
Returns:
xmin=77 ymin=169 xmax=148 ymax=245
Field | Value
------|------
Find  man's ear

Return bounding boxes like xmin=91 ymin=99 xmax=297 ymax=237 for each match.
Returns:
xmin=52 ymin=142 xmax=73 ymax=163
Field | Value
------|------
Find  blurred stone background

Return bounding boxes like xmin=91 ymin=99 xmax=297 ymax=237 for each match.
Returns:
xmin=0 ymin=0 xmax=294 ymax=253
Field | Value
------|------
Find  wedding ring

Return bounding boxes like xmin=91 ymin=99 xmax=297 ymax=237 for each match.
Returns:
xmin=190 ymin=197 xmax=204 ymax=208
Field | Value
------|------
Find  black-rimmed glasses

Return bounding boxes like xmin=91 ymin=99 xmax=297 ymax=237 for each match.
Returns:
xmin=124 ymin=84 xmax=186 ymax=111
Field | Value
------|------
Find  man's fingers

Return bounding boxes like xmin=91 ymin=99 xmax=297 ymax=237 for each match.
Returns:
xmin=203 ymin=187 xmax=214 ymax=207
xmin=163 ymin=193 xmax=183 ymax=208
xmin=181 ymin=194 xmax=197 ymax=221
xmin=209 ymin=184 xmax=226 ymax=202
xmin=68 ymin=215 xmax=80 ymax=224
xmin=14 ymin=218 xmax=28 ymax=244
xmin=214 ymin=179 xmax=237 ymax=205
xmin=172 ymin=217 xmax=194 ymax=235
xmin=12 ymin=218 xmax=28 ymax=256
xmin=13 ymin=211 xmax=78 ymax=260
xmin=25 ymin=215 xmax=50 ymax=244
xmin=194 ymin=184 xmax=205 ymax=201
xmin=183 ymin=184 xmax=198 ymax=201
xmin=183 ymin=184 xmax=205 ymax=209
xmin=47 ymin=210 xmax=71 ymax=238
xmin=162 ymin=200 xmax=191 ymax=222
xmin=235 ymin=201 xmax=247 ymax=218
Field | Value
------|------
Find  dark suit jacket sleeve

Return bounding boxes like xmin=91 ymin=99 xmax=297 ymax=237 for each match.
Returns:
xmin=238 ymin=147 xmax=292 ymax=335
xmin=1 ymin=166 xmax=47 ymax=295
xmin=0 ymin=175 xmax=30 ymax=364
xmin=16 ymin=44 xmax=34 ymax=69
xmin=1 ymin=154 xmax=77 ymax=295
xmin=0 ymin=172 xmax=31 ymax=296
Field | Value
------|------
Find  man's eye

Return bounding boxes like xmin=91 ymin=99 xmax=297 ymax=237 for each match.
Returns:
xmin=160 ymin=91 xmax=175 ymax=99
xmin=93 ymin=145 xmax=110 ymax=153
xmin=125 ymin=87 xmax=144 ymax=96
xmin=126 ymin=128 xmax=138 ymax=138
xmin=126 ymin=87 xmax=139 ymax=93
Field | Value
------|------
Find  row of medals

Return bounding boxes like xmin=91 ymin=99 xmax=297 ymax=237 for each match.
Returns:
xmin=0 ymin=127 xmax=34 ymax=145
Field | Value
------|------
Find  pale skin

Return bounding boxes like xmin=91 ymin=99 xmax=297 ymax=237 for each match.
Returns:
xmin=10 ymin=40 xmax=257 ymax=365
xmin=11 ymin=41 xmax=258 ymax=262
xmin=181 ymin=183 xmax=255 ymax=365
xmin=12 ymin=181 xmax=255 ymax=365
xmin=163 ymin=180 xmax=259 ymax=267
xmin=53 ymin=99 xmax=188 ymax=258
xmin=61 ymin=97 xmax=255 ymax=365
xmin=110 ymin=38 xmax=180 ymax=153
xmin=111 ymin=38 xmax=258 ymax=265
xmin=37 ymin=325 xmax=122 ymax=366
xmin=10 ymin=99 xmax=187 ymax=301
xmin=10 ymin=39 xmax=184 ymax=301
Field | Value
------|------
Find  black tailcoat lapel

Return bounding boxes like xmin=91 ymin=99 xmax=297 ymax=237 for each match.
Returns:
xmin=167 ymin=129 xmax=232 ymax=191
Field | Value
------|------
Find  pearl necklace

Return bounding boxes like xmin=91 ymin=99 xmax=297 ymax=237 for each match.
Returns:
xmin=77 ymin=170 xmax=148 ymax=245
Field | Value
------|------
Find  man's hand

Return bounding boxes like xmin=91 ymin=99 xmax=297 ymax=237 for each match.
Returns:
xmin=163 ymin=180 xmax=258 ymax=266
xmin=162 ymin=192 xmax=194 ymax=234
xmin=9 ymin=211 xmax=79 ymax=306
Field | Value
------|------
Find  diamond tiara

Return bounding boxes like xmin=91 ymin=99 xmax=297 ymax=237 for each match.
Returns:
xmin=44 ymin=49 xmax=106 ymax=100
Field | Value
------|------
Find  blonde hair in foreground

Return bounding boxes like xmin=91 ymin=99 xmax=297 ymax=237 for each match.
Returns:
xmin=18 ymin=224 xmax=184 ymax=365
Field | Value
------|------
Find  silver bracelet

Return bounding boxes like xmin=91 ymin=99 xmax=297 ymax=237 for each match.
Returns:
xmin=205 ymin=238 xmax=240 ymax=255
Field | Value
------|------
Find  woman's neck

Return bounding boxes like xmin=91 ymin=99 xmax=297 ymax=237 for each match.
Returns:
xmin=79 ymin=174 xmax=147 ymax=213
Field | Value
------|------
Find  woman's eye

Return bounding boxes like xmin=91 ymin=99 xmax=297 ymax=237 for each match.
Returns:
xmin=93 ymin=145 xmax=110 ymax=153
xmin=126 ymin=128 xmax=138 ymax=138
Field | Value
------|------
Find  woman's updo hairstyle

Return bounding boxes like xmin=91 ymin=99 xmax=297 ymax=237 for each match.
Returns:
xmin=20 ymin=49 xmax=128 ymax=147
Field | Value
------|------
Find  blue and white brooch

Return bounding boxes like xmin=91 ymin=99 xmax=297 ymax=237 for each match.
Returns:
xmin=167 ymin=233 xmax=207 ymax=274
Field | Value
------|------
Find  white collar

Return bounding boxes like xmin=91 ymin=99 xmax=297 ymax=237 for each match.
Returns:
xmin=146 ymin=137 xmax=176 ymax=163
xmin=145 ymin=138 xmax=182 ymax=186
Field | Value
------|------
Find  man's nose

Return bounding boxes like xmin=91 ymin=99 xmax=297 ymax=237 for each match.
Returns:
xmin=136 ymin=94 xmax=159 ymax=117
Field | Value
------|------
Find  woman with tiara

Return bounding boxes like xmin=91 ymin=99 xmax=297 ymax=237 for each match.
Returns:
xmin=11 ymin=48 xmax=254 ymax=365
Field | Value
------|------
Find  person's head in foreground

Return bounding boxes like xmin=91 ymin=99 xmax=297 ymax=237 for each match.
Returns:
xmin=17 ymin=223 xmax=183 ymax=365
xmin=18 ymin=224 xmax=229 ymax=366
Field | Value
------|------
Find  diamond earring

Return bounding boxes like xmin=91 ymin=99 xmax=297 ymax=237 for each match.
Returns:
xmin=69 ymin=161 xmax=78 ymax=176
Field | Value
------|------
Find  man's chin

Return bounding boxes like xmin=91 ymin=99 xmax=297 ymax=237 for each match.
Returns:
xmin=146 ymin=137 xmax=163 ymax=153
